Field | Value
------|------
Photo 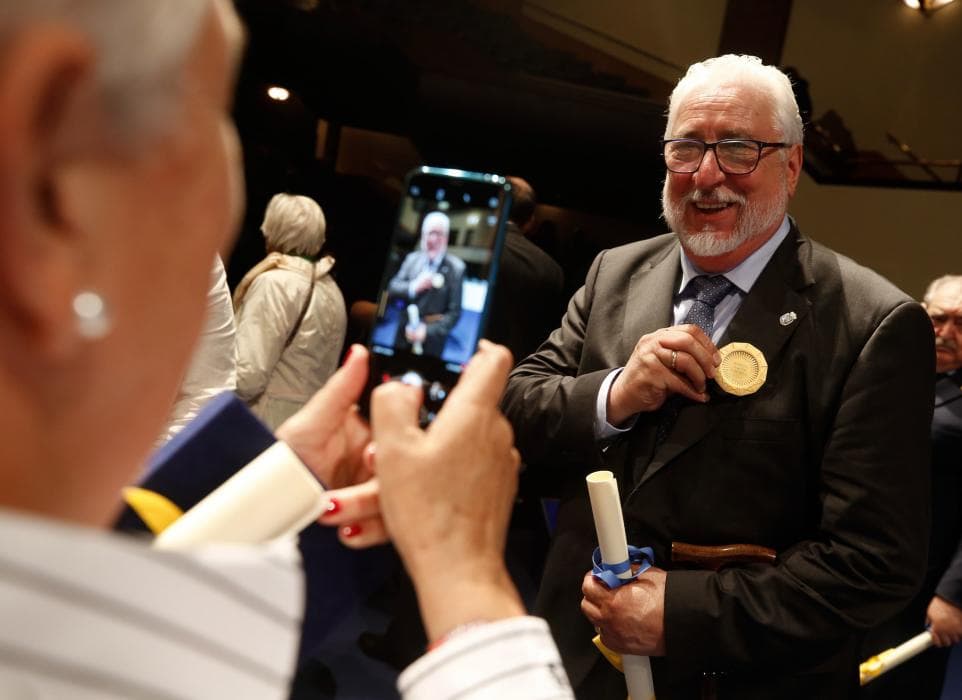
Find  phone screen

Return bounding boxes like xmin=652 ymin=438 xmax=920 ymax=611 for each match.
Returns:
xmin=365 ymin=167 xmax=512 ymax=423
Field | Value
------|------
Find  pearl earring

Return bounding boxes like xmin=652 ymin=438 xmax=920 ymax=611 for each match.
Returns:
xmin=72 ymin=290 xmax=112 ymax=340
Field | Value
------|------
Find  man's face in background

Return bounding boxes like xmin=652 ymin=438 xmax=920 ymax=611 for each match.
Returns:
xmin=925 ymin=283 xmax=962 ymax=373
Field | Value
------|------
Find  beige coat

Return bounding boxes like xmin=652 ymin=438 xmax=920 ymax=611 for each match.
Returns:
xmin=234 ymin=254 xmax=346 ymax=430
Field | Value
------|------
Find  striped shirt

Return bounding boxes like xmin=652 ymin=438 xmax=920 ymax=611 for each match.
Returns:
xmin=0 ymin=509 xmax=302 ymax=699
xmin=398 ymin=616 xmax=574 ymax=700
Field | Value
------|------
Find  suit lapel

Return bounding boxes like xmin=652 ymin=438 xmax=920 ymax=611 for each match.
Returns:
xmin=719 ymin=228 xmax=813 ymax=373
xmin=621 ymin=243 xmax=681 ymax=360
xmin=635 ymin=225 xmax=814 ymax=488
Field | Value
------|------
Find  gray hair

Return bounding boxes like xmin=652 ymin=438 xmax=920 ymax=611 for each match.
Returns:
xmin=261 ymin=194 xmax=327 ymax=257
xmin=665 ymin=54 xmax=804 ymax=145
xmin=421 ymin=211 xmax=450 ymax=238
xmin=924 ymin=275 xmax=962 ymax=305
xmin=0 ymin=0 xmax=214 ymax=147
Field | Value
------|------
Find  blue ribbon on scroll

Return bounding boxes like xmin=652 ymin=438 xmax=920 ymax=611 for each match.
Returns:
xmin=591 ymin=545 xmax=655 ymax=588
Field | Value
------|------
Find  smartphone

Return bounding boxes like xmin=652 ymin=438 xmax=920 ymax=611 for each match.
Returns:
xmin=364 ymin=167 xmax=513 ymax=424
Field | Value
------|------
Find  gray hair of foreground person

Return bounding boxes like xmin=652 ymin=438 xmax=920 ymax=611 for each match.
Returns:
xmin=0 ymin=0 xmax=221 ymax=146
xmin=664 ymin=54 xmax=804 ymax=146
xmin=260 ymin=193 xmax=328 ymax=257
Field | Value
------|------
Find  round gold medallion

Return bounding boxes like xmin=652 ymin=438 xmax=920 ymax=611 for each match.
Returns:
xmin=716 ymin=342 xmax=767 ymax=396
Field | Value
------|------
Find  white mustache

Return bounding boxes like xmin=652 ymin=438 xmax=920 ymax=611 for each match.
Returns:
xmin=685 ymin=187 xmax=747 ymax=207
xmin=936 ymin=337 xmax=957 ymax=352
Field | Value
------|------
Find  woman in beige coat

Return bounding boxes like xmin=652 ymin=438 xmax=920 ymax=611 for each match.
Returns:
xmin=234 ymin=194 xmax=346 ymax=429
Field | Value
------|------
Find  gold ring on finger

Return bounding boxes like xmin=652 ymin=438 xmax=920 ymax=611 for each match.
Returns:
xmin=670 ymin=350 xmax=678 ymax=371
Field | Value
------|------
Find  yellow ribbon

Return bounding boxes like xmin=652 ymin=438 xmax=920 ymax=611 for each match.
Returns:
xmin=122 ymin=487 xmax=184 ymax=535
xmin=593 ymin=634 xmax=625 ymax=672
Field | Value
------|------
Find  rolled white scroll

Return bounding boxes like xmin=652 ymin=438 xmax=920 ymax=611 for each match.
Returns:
xmin=586 ymin=470 xmax=655 ymax=700
xmin=406 ymin=304 xmax=423 ymax=355
xmin=154 ymin=441 xmax=325 ymax=550
xmin=859 ymin=630 xmax=933 ymax=685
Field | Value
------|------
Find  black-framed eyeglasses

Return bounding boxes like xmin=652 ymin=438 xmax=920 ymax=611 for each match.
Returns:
xmin=662 ymin=138 xmax=790 ymax=175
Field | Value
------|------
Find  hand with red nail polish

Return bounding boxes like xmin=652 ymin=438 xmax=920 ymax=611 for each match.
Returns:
xmin=320 ymin=497 xmax=340 ymax=517
xmin=319 ymin=479 xmax=387 ymax=548
xmin=370 ymin=340 xmax=525 ymax=644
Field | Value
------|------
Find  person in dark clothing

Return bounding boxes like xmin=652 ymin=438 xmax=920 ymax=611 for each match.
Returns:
xmin=486 ymin=176 xmax=565 ymax=363
xmin=861 ymin=274 xmax=962 ymax=700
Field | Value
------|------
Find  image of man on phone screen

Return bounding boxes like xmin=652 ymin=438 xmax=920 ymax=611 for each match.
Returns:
xmin=387 ymin=211 xmax=465 ymax=356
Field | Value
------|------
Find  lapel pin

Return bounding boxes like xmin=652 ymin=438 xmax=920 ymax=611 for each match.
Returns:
xmin=779 ymin=311 xmax=797 ymax=327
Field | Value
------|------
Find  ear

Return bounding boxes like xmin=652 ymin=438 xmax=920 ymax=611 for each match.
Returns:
xmin=784 ymin=143 xmax=803 ymax=198
xmin=0 ymin=26 xmax=100 ymax=359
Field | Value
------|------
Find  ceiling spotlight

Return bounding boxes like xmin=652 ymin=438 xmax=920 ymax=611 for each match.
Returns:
xmin=267 ymin=86 xmax=291 ymax=102
xmin=903 ymin=0 xmax=956 ymax=12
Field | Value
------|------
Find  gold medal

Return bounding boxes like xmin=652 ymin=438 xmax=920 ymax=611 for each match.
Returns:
xmin=431 ymin=272 xmax=445 ymax=289
xmin=716 ymin=342 xmax=767 ymax=396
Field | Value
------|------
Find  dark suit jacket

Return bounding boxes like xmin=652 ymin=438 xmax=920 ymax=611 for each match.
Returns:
xmin=502 ymin=224 xmax=934 ymax=699
xmin=932 ymin=372 xmax=962 ymax=606
xmin=860 ymin=372 xmax=962 ymax=699
xmin=387 ymin=251 xmax=464 ymax=355
xmin=486 ymin=224 xmax=565 ymax=364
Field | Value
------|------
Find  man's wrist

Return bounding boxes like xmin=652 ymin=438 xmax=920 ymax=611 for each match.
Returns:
xmin=606 ymin=377 xmax=632 ymax=428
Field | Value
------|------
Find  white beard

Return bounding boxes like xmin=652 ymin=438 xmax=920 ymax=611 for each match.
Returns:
xmin=661 ymin=176 xmax=788 ymax=258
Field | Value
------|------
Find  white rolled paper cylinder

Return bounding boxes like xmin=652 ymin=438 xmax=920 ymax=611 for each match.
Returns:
xmin=860 ymin=630 xmax=933 ymax=685
xmin=154 ymin=441 xmax=326 ymax=550
xmin=407 ymin=304 xmax=423 ymax=355
xmin=586 ymin=470 xmax=655 ymax=700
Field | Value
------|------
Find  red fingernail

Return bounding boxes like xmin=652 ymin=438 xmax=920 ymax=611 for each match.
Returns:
xmin=321 ymin=498 xmax=341 ymax=517
xmin=342 ymin=524 xmax=362 ymax=538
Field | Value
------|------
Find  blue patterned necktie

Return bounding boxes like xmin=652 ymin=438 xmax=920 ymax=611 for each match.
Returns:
xmin=654 ymin=275 xmax=734 ymax=447
xmin=681 ymin=275 xmax=735 ymax=337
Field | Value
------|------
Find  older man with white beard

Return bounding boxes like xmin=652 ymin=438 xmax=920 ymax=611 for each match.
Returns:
xmin=502 ymin=54 xmax=934 ymax=699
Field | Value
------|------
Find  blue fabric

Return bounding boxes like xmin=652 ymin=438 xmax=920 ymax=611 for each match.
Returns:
xmin=591 ymin=545 xmax=655 ymax=589
xmin=441 ymin=308 xmax=481 ymax=365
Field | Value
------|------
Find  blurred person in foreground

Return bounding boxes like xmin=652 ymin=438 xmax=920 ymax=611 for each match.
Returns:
xmin=861 ymin=274 xmax=962 ymax=700
xmin=234 ymin=193 xmax=346 ymax=430
xmin=503 ymin=53 xmax=933 ymax=699
xmin=0 ymin=1 xmax=570 ymax=698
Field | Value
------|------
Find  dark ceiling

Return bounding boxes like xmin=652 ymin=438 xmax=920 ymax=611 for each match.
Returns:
xmin=231 ymin=0 xmax=669 ymax=216
xmin=227 ymin=0 xmax=679 ymax=303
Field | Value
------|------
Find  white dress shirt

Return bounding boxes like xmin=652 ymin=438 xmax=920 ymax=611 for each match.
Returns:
xmin=0 ymin=509 xmax=302 ymax=699
xmin=398 ymin=616 xmax=573 ymax=700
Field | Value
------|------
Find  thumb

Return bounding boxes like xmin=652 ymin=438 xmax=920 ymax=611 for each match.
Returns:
xmin=305 ymin=345 xmax=368 ymax=416
xmin=370 ymin=379 xmax=423 ymax=448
